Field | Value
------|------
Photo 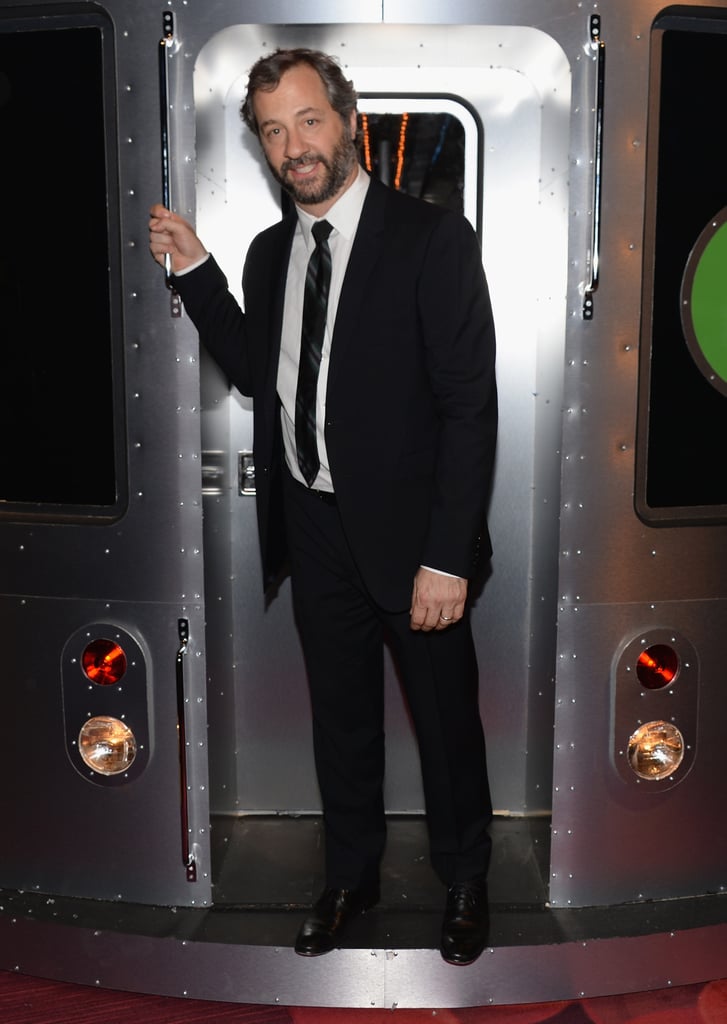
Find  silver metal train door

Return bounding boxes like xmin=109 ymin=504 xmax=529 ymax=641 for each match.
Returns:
xmin=549 ymin=1 xmax=727 ymax=909
xmin=187 ymin=13 xmax=572 ymax=824
xmin=0 ymin=3 xmax=211 ymax=907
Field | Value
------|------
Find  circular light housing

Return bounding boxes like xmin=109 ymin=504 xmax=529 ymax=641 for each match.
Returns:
xmin=627 ymin=721 xmax=684 ymax=781
xmin=636 ymin=644 xmax=679 ymax=690
xmin=82 ymin=638 xmax=127 ymax=686
xmin=78 ymin=716 xmax=137 ymax=775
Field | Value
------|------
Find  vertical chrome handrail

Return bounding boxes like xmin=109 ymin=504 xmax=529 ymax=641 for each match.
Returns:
xmin=584 ymin=14 xmax=605 ymax=320
xmin=176 ymin=617 xmax=197 ymax=882
xmin=158 ymin=11 xmax=173 ymax=280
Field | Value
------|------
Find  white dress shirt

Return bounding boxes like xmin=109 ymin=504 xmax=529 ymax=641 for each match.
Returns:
xmin=277 ymin=165 xmax=370 ymax=492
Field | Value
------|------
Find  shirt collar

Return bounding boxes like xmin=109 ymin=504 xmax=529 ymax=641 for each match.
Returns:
xmin=296 ymin=164 xmax=370 ymax=245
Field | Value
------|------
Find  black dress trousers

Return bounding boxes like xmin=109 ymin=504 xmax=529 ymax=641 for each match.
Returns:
xmin=282 ymin=471 xmax=493 ymax=891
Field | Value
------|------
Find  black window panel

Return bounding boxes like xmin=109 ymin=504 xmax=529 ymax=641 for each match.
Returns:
xmin=361 ymin=112 xmax=466 ymax=215
xmin=637 ymin=13 xmax=727 ymax=522
xmin=0 ymin=20 xmax=123 ymax=515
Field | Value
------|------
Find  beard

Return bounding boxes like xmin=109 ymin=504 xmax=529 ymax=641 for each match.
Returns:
xmin=268 ymin=130 xmax=358 ymax=207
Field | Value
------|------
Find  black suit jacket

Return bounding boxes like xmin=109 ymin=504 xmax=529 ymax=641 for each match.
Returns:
xmin=174 ymin=174 xmax=497 ymax=611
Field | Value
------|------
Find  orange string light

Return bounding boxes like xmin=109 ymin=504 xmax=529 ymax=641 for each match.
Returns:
xmin=394 ymin=112 xmax=409 ymax=190
xmin=361 ymin=113 xmax=372 ymax=173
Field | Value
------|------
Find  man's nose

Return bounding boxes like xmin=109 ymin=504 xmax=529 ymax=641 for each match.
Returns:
xmin=285 ymin=127 xmax=307 ymax=158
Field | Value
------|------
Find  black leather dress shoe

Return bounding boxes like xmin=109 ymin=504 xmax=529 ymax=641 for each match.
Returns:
xmin=440 ymin=875 xmax=490 ymax=966
xmin=294 ymin=883 xmax=380 ymax=956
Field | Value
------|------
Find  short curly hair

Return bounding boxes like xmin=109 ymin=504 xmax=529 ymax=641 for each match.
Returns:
xmin=240 ymin=48 xmax=358 ymax=138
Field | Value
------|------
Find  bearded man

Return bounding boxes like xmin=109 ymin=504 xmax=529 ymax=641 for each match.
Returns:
xmin=149 ymin=47 xmax=497 ymax=966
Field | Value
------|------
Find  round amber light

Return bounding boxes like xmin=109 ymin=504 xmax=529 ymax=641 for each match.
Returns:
xmin=82 ymin=639 xmax=127 ymax=686
xmin=78 ymin=716 xmax=137 ymax=775
xmin=627 ymin=721 xmax=684 ymax=780
xmin=636 ymin=644 xmax=679 ymax=690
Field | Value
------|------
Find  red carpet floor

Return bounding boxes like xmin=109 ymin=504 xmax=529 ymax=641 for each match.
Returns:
xmin=2 ymin=971 xmax=727 ymax=1023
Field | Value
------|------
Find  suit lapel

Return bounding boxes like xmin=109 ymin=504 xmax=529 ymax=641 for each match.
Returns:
xmin=328 ymin=177 xmax=389 ymax=387
xmin=262 ymin=214 xmax=297 ymax=417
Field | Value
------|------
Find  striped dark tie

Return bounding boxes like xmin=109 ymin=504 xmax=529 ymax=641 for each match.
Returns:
xmin=296 ymin=219 xmax=333 ymax=486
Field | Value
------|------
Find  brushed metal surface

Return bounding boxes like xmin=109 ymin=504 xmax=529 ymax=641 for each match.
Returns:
xmin=1 ymin=0 xmax=727 ymax=993
xmin=0 ymin=0 xmax=213 ymax=907
xmin=2 ymin=904 xmax=726 ymax=1008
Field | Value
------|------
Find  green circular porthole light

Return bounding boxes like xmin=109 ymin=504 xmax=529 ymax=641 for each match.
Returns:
xmin=681 ymin=207 xmax=727 ymax=398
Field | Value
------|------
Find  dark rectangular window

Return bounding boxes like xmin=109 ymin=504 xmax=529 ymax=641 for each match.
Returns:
xmin=361 ymin=111 xmax=466 ymax=213
xmin=359 ymin=95 xmax=482 ymax=239
xmin=0 ymin=15 xmax=125 ymax=518
xmin=636 ymin=9 xmax=727 ymax=524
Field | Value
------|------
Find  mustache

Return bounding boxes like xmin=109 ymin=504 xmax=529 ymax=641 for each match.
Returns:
xmin=281 ymin=153 xmax=327 ymax=173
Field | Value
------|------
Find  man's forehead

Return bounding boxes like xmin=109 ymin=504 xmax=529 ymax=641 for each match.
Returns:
xmin=253 ymin=64 xmax=330 ymax=114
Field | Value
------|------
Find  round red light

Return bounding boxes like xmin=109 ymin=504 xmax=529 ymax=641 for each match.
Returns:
xmin=82 ymin=638 xmax=127 ymax=686
xmin=636 ymin=644 xmax=679 ymax=690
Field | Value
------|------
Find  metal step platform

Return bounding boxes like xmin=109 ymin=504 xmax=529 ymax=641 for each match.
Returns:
xmin=2 ymin=816 xmax=726 ymax=1009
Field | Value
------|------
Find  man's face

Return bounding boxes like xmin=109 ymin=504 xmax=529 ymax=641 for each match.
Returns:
xmin=253 ymin=63 xmax=358 ymax=215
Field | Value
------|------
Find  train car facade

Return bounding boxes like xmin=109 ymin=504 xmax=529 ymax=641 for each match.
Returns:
xmin=1 ymin=0 xmax=726 ymax=1009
